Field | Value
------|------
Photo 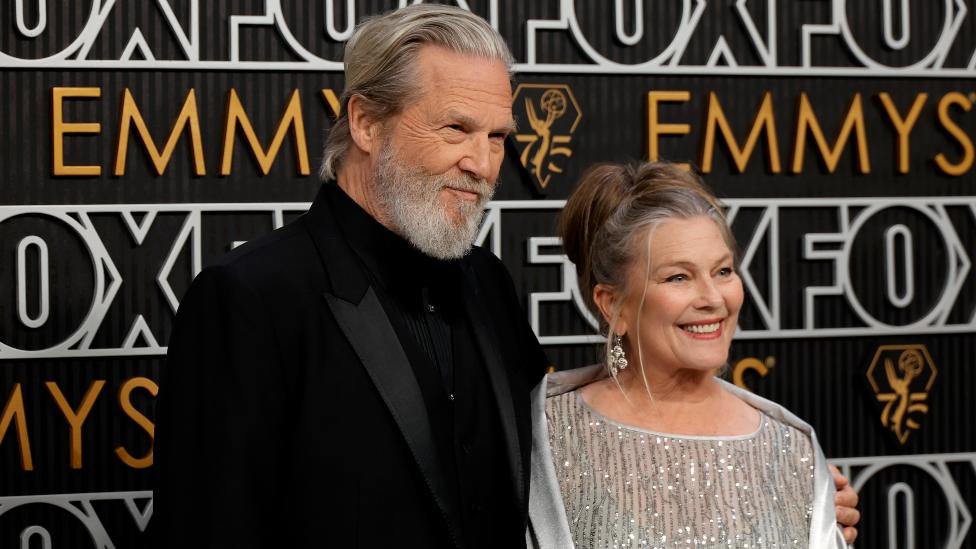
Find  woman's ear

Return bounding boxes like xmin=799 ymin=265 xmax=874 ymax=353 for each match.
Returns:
xmin=593 ymin=283 xmax=628 ymax=337
xmin=347 ymin=95 xmax=383 ymax=154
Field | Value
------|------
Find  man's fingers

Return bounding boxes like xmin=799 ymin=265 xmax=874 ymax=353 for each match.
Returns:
xmin=834 ymin=474 xmax=860 ymax=546
xmin=829 ymin=464 xmax=850 ymax=489
xmin=835 ymin=504 xmax=861 ymax=528
xmin=835 ymin=483 xmax=860 ymax=510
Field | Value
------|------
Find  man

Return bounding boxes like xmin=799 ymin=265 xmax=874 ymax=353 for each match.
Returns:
xmin=154 ymin=6 xmax=540 ymax=548
xmin=153 ymin=5 xmax=858 ymax=548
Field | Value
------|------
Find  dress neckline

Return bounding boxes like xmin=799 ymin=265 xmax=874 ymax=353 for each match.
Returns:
xmin=572 ymin=390 xmax=765 ymax=441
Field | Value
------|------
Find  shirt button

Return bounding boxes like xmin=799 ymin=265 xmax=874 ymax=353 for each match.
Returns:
xmin=448 ymin=393 xmax=455 ymax=402
xmin=426 ymin=303 xmax=436 ymax=313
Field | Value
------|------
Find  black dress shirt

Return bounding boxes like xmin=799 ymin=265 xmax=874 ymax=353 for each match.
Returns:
xmin=325 ymin=183 xmax=523 ymax=548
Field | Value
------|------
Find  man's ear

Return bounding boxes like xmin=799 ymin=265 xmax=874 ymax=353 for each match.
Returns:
xmin=347 ymin=95 xmax=383 ymax=154
xmin=593 ymin=284 xmax=627 ymax=337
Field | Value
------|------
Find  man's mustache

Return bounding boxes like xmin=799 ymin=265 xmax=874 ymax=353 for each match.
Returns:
xmin=440 ymin=175 xmax=493 ymax=201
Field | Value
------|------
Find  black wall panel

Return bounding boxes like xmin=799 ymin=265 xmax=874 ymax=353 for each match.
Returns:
xmin=1 ymin=1 xmax=974 ymax=547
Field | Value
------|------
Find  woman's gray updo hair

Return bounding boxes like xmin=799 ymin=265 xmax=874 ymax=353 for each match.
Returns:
xmin=558 ymin=161 xmax=737 ymax=332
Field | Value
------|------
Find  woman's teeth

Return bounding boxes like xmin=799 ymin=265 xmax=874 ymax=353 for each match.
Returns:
xmin=683 ymin=322 xmax=720 ymax=334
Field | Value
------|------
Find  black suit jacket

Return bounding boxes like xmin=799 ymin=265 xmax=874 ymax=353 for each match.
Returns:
xmin=151 ymin=184 xmax=548 ymax=548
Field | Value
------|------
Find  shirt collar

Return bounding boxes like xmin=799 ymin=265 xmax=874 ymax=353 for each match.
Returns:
xmin=323 ymin=183 xmax=461 ymax=306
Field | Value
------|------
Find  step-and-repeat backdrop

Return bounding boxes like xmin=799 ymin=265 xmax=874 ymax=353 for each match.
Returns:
xmin=1 ymin=1 xmax=974 ymax=547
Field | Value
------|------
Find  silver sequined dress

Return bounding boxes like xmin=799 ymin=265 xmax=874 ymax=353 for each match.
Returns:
xmin=546 ymin=390 xmax=816 ymax=549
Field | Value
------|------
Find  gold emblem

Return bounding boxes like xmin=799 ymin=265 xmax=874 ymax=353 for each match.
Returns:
xmin=512 ymin=84 xmax=582 ymax=191
xmin=866 ymin=344 xmax=938 ymax=444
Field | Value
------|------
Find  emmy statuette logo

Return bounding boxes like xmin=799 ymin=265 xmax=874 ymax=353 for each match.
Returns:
xmin=866 ymin=344 xmax=938 ymax=444
xmin=512 ymin=84 xmax=582 ymax=192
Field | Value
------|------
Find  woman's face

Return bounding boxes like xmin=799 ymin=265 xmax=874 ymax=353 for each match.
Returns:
xmin=617 ymin=216 xmax=744 ymax=376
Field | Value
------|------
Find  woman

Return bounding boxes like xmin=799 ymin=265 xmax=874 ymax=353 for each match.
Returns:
xmin=527 ymin=162 xmax=849 ymax=548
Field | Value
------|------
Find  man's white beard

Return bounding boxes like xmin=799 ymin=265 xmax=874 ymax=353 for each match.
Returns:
xmin=373 ymin=142 xmax=494 ymax=260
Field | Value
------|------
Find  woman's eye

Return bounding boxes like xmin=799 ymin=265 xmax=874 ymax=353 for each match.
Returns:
xmin=718 ymin=267 xmax=734 ymax=277
xmin=666 ymin=274 xmax=687 ymax=283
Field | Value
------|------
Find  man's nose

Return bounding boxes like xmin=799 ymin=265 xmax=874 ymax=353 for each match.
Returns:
xmin=458 ymin=134 xmax=496 ymax=181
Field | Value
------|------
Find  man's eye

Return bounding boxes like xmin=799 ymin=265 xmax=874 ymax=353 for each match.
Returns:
xmin=446 ymin=124 xmax=464 ymax=132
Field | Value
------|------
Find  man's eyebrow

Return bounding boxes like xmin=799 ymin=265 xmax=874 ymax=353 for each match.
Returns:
xmin=445 ymin=110 xmax=517 ymax=134
xmin=498 ymin=118 xmax=518 ymax=134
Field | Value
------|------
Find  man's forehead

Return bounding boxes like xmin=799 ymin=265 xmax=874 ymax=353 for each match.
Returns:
xmin=422 ymin=86 xmax=515 ymax=127
xmin=407 ymin=46 xmax=515 ymax=126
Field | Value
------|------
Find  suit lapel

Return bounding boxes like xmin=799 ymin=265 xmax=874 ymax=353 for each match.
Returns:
xmin=303 ymin=185 xmax=464 ymax=547
xmin=324 ymin=288 xmax=463 ymax=546
xmin=460 ymin=265 xmax=526 ymax=514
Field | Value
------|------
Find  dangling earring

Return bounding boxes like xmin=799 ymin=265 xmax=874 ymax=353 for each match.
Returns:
xmin=608 ymin=333 xmax=629 ymax=377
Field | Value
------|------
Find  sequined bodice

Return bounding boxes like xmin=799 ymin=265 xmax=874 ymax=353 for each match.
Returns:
xmin=546 ymin=391 xmax=815 ymax=548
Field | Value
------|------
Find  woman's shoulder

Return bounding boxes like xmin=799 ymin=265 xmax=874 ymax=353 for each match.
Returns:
xmin=755 ymin=410 xmax=815 ymax=449
xmin=542 ymin=364 xmax=608 ymax=398
xmin=536 ymin=366 xmax=606 ymax=432
xmin=543 ymin=389 xmax=580 ymax=424
xmin=716 ymin=378 xmax=817 ymax=439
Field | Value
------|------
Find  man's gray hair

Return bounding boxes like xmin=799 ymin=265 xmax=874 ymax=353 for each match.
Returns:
xmin=319 ymin=4 xmax=513 ymax=180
